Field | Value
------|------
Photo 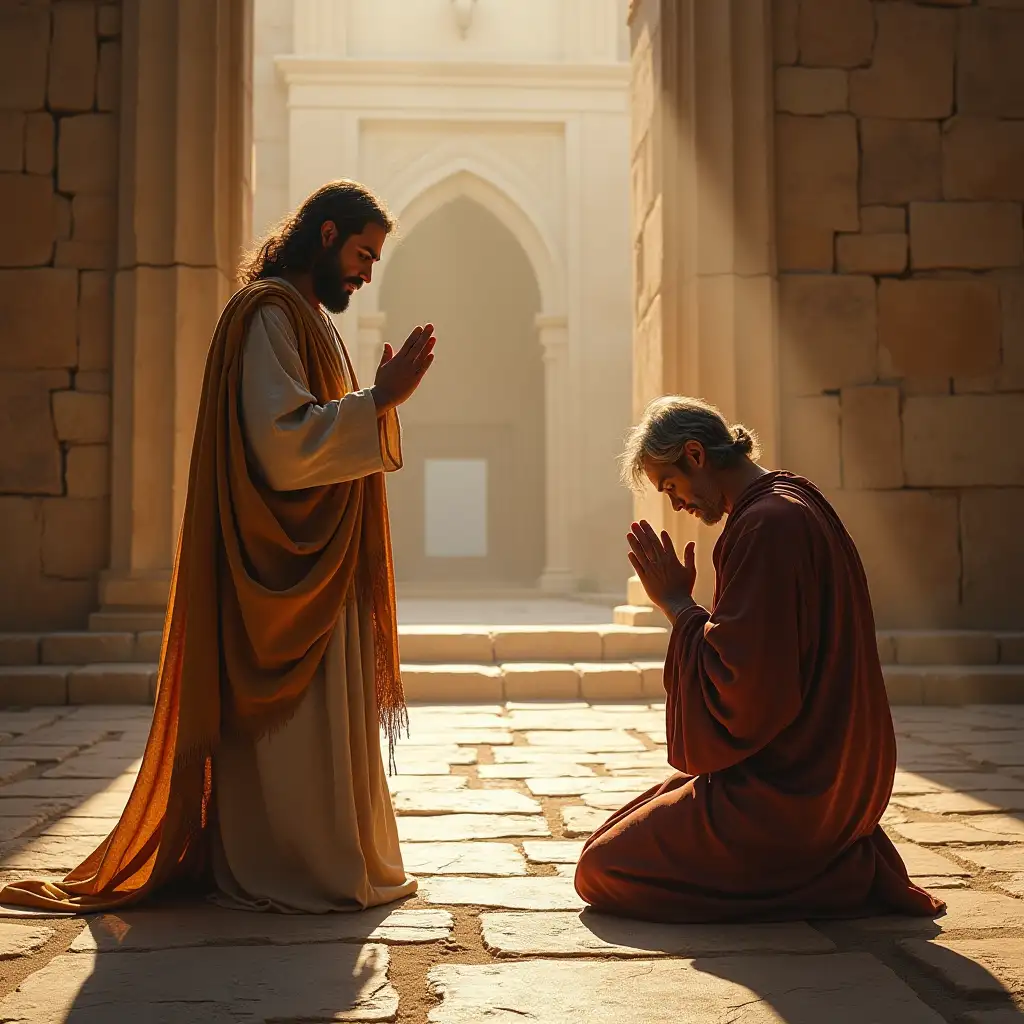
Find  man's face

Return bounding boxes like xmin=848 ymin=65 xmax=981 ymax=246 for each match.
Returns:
xmin=643 ymin=449 xmax=727 ymax=526
xmin=311 ymin=221 xmax=388 ymax=313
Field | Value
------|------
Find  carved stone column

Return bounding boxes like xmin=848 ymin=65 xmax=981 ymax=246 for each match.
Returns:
xmin=536 ymin=313 xmax=577 ymax=594
xmin=96 ymin=0 xmax=253 ymax=626
xmin=615 ymin=0 xmax=778 ymax=625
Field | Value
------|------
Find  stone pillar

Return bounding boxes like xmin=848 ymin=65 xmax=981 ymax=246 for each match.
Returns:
xmin=97 ymin=0 xmax=253 ymax=623
xmin=536 ymin=313 xmax=577 ymax=593
xmin=615 ymin=0 xmax=778 ymax=626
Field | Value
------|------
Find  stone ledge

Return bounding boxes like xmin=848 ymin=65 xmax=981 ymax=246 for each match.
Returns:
xmin=1 ymin=655 xmax=1023 ymax=706
xmin=66 ymin=664 xmax=155 ymax=705
xmin=134 ymin=631 xmax=163 ymax=661
xmin=500 ymin=664 xmax=581 ymax=701
xmin=0 ymin=667 xmax=69 ymax=706
xmin=0 ymin=635 xmax=41 ymax=667
xmin=491 ymin=628 xmax=603 ymax=663
xmin=880 ymin=630 xmax=1008 ymax=666
xmin=401 ymin=665 xmax=505 ymax=702
xmin=598 ymin=625 xmax=669 ymax=660
xmin=399 ymin=627 xmax=494 ymax=663
xmin=41 ymin=632 xmax=134 ymax=666
xmin=14 ymin=629 xmax=1023 ymax=670
xmin=87 ymin=609 xmax=165 ymax=632
xmin=3 ymin=625 xmax=672 ymax=667
xmin=884 ymin=665 xmax=1024 ymax=705
xmin=575 ymin=663 xmax=644 ymax=701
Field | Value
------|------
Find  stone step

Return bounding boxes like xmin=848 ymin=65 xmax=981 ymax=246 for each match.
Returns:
xmin=611 ymin=621 xmax=1024 ymax=667
xmin=882 ymin=664 xmax=1024 ymax=705
xmin=6 ymin=628 xmax=1024 ymax=671
xmin=88 ymin=609 xmax=166 ymax=632
xmin=878 ymin=630 xmax=1024 ymax=666
xmin=0 ymin=664 xmax=157 ymax=705
xmin=0 ymin=662 xmax=1022 ymax=706
xmin=1 ymin=625 xmax=671 ymax=668
xmin=0 ymin=631 xmax=164 ymax=667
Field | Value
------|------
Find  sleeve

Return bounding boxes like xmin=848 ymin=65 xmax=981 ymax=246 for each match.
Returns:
xmin=663 ymin=505 xmax=810 ymax=776
xmin=240 ymin=304 xmax=403 ymax=491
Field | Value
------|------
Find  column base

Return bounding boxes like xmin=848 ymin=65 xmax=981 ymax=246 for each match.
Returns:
xmin=538 ymin=568 xmax=578 ymax=594
xmin=91 ymin=571 xmax=171 ymax=632
xmin=613 ymin=604 xmax=669 ymax=627
xmin=99 ymin=570 xmax=172 ymax=608
xmin=627 ymin=574 xmax=651 ymax=606
xmin=617 ymin=577 xmax=668 ymax=626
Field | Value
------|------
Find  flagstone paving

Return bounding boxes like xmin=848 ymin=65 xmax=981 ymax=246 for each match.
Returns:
xmin=0 ymin=703 xmax=1018 ymax=1022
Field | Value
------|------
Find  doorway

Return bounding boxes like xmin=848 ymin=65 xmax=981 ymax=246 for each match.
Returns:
xmin=379 ymin=195 xmax=546 ymax=586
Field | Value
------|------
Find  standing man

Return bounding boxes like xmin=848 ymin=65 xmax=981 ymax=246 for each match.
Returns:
xmin=2 ymin=181 xmax=434 ymax=912
xmin=574 ymin=396 xmax=944 ymax=923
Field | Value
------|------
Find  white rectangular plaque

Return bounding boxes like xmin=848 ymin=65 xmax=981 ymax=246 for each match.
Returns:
xmin=424 ymin=458 xmax=488 ymax=558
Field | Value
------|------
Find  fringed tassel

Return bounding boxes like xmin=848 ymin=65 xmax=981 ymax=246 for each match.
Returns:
xmin=370 ymin=554 xmax=408 ymax=777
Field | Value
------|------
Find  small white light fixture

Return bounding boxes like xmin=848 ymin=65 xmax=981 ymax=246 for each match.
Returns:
xmin=451 ymin=0 xmax=477 ymax=38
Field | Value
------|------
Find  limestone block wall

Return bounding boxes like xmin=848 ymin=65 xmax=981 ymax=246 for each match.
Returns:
xmin=0 ymin=2 xmax=120 ymax=630
xmin=774 ymin=0 xmax=1024 ymax=630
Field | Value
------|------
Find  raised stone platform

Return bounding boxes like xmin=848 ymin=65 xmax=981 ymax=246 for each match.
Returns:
xmin=1 ymin=627 xmax=1023 ymax=705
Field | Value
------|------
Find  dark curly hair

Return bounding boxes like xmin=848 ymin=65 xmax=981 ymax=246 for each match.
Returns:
xmin=239 ymin=180 xmax=396 ymax=284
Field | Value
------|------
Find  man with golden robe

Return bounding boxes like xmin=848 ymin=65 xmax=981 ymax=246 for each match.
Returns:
xmin=2 ymin=181 xmax=435 ymax=913
xmin=574 ymin=396 xmax=946 ymax=924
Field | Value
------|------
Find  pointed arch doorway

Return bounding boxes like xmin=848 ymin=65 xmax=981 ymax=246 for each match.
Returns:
xmin=378 ymin=195 xmax=546 ymax=586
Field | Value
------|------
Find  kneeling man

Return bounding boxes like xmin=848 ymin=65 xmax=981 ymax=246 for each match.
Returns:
xmin=574 ymin=396 xmax=945 ymax=923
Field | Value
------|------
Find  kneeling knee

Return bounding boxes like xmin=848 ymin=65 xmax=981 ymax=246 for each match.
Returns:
xmin=574 ymin=840 xmax=616 ymax=907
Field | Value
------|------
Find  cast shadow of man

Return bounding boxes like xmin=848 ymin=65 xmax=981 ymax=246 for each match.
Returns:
xmin=34 ymin=901 xmax=406 ymax=1022
xmin=578 ymin=907 xmax=1020 ymax=1022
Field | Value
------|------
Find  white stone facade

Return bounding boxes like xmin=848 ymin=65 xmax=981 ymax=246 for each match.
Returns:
xmin=253 ymin=0 xmax=633 ymax=595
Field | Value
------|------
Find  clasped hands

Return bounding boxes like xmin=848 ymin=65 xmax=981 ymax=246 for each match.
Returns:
xmin=627 ymin=521 xmax=697 ymax=622
xmin=371 ymin=323 xmax=436 ymax=415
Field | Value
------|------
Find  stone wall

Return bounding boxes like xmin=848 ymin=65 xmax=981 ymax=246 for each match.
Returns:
xmin=774 ymin=0 xmax=1024 ymax=629
xmin=626 ymin=0 xmax=780 ymax=612
xmin=0 ymin=2 xmax=120 ymax=630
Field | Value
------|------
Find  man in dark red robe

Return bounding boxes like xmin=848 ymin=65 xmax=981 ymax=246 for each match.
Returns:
xmin=574 ymin=396 xmax=944 ymax=923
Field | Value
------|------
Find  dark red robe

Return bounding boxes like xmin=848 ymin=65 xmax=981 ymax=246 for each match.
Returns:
xmin=575 ymin=471 xmax=945 ymax=923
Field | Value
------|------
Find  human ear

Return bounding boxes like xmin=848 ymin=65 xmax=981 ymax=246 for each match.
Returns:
xmin=321 ymin=220 xmax=338 ymax=248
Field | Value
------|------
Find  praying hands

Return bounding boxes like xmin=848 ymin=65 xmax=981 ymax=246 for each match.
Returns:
xmin=627 ymin=520 xmax=696 ymax=622
xmin=371 ymin=323 xmax=437 ymax=415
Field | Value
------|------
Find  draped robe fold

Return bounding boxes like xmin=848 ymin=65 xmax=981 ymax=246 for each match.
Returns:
xmin=0 ymin=278 xmax=413 ymax=913
xmin=574 ymin=472 xmax=946 ymax=924
xmin=212 ymin=294 xmax=416 ymax=911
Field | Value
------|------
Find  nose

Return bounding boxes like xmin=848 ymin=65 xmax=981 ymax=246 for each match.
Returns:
xmin=360 ymin=266 xmax=373 ymax=284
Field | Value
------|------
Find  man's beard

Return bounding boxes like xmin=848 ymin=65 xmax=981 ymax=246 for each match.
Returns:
xmin=311 ymin=244 xmax=361 ymax=313
xmin=695 ymin=505 xmax=725 ymax=526
xmin=689 ymin=490 xmax=726 ymax=526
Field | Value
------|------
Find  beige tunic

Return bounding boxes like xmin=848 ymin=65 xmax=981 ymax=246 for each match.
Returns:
xmin=211 ymin=284 xmax=417 ymax=913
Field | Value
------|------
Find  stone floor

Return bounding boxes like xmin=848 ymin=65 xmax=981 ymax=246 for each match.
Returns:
xmin=0 ymin=702 xmax=1019 ymax=1021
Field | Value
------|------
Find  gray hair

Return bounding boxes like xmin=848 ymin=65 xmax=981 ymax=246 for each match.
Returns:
xmin=620 ymin=396 xmax=761 ymax=490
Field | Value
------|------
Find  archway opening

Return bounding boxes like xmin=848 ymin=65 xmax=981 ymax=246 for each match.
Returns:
xmin=379 ymin=195 xmax=546 ymax=587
